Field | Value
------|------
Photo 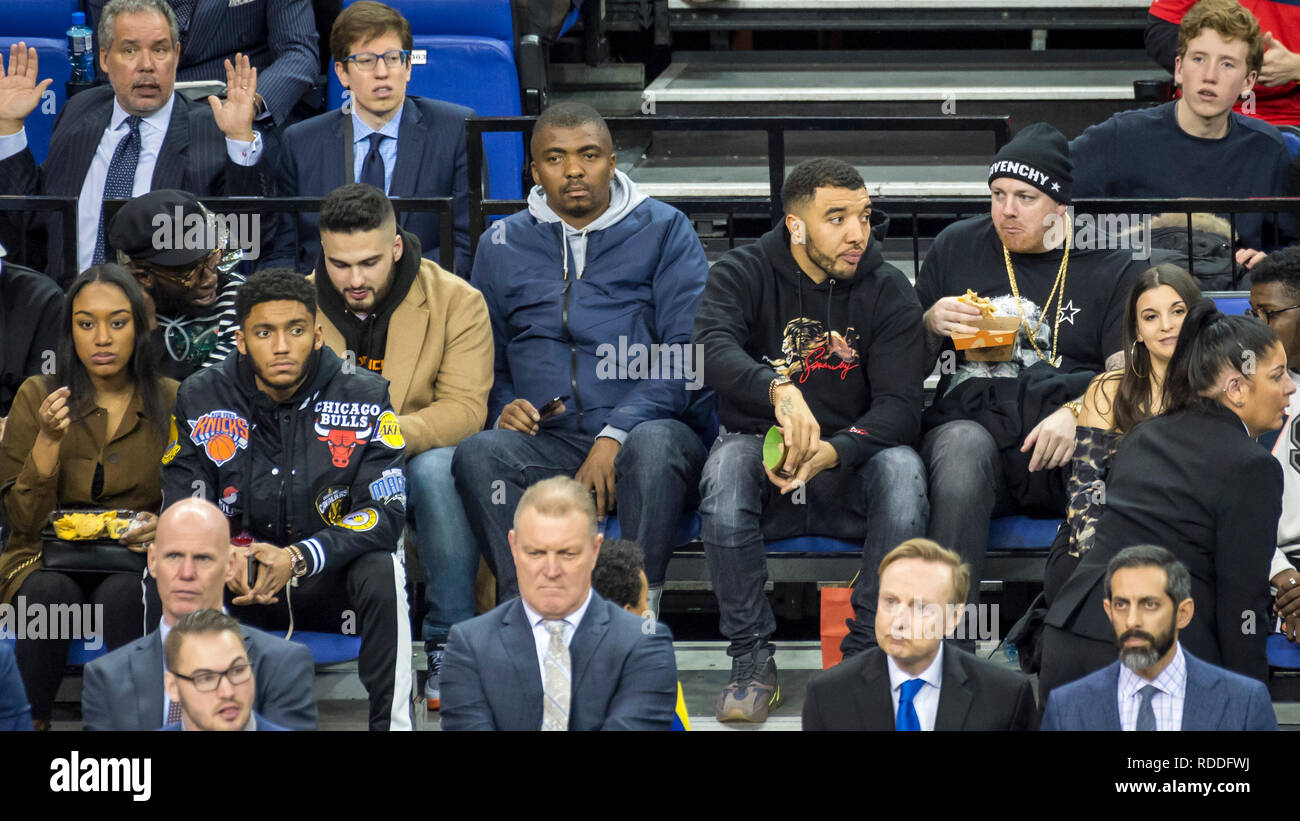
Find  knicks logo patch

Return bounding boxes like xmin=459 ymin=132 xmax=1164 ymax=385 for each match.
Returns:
xmin=189 ymin=410 xmax=250 ymax=467
xmin=338 ymin=508 xmax=379 ymax=532
xmin=376 ymin=411 xmax=405 ymax=450
xmin=161 ymin=415 xmax=180 ymax=465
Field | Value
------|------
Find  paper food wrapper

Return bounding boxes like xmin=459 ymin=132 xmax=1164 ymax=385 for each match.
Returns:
xmin=952 ymin=316 xmax=1021 ymax=362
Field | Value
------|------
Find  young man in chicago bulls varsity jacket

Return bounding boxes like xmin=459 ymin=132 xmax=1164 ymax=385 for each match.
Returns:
xmin=161 ymin=269 xmax=412 ymax=730
xmin=692 ymin=159 xmax=929 ymax=723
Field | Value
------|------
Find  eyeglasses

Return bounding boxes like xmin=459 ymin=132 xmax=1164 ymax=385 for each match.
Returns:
xmin=128 ymin=250 xmax=219 ymax=289
xmin=1245 ymin=304 xmax=1300 ymax=324
xmin=171 ymin=660 xmax=252 ymax=692
xmin=343 ymin=49 xmax=411 ymax=72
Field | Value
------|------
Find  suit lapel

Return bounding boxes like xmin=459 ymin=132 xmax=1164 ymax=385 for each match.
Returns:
xmin=499 ymin=600 xmax=544 ymax=727
xmin=152 ymin=93 xmax=190 ymax=190
xmin=389 ymin=100 xmax=427 ymax=208
xmin=934 ymin=645 xmax=974 ymax=731
xmin=332 ymin=111 xmax=352 ymax=192
xmin=64 ymin=99 xmax=114 ymax=196
xmin=1097 ymin=664 xmax=1123 ymax=730
xmin=1181 ymin=653 xmax=1225 ymax=731
xmin=857 ymin=649 xmax=898 ymax=730
xmin=131 ymin=634 xmax=166 ymax=729
xmin=383 ymin=275 xmax=428 ymax=414
xmin=569 ymin=595 xmax=611 ymax=708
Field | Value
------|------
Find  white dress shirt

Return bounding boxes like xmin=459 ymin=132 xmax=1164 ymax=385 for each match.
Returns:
xmin=519 ymin=588 xmax=593 ymax=688
xmin=0 ymin=94 xmax=263 ymax=274
xmin=886 ymin=642 xmax=945 ymax=731
xmin=1118 ymin=642 xmax=1187 ymax=731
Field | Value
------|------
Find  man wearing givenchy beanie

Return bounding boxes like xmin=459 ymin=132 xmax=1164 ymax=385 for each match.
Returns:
xmin=904 ymin=123 xmax=1157 ymax=645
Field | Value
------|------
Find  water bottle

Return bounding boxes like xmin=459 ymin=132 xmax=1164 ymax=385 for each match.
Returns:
xmin=67 ymin=12 xmax=95 ymax=85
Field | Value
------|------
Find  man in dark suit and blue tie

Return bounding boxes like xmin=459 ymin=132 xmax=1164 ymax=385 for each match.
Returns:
xmin=0 ymin=0 xmax=269 ymax=284
xmin=265 ymin=1 xmax=472 ymax=275
xmin=440 ymin=476 xmax=678 ymax=731
xmin=159 ymin=609 xmax=290 ymax=731
xmin=802 ymin=538 xmax=1036 ymax=731
xmin=1042 ymin=544 xmax=1277 ymax=731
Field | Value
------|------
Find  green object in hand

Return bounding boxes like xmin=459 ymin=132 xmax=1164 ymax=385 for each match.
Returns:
xmin=763 ymin=425 xmax=787 ymax=472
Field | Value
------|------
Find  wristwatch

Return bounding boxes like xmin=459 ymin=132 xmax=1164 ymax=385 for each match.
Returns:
xmin=286 ymin=545 xmax=308 ymax=579
xmin=769 ymin=375 xmax=793 ymax=406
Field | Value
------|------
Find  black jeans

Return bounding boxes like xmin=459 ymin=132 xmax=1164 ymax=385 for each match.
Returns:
xmin=14 ymin=568 xmax=155 ymax=721
xmin=232 ymin=550 xmax=412 ymax=731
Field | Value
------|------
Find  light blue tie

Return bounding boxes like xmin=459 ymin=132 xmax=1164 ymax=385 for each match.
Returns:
xmin=94 ymin=115 xmax=142 ymax=264
xmin=896 ymin=678 xmax=924 ymax=731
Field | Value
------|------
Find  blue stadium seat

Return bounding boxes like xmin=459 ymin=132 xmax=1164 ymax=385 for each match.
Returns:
xmin=0 ymin=37 xmax=71 ymax=165
xmin=1209 ymin=292 xmax=1251 ymax=317
xmin=1281 ymin=127 xmax=1300 ymax=159
xmin=371 ymin=0 xmax=515 ymax=50
xmin=605 ymin=512 xmax=1061 ymax=555
xmin=5 ymin=0 xmax=82 ymax=38
xmin=1268 ymin=632 xmax=1300 ymax=669
xmin=0 ymin=634 xmax=108 ymax=665
xmin=271 ymin=630 xmax=362 ymax=666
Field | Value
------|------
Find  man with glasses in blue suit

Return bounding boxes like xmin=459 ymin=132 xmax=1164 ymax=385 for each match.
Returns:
xmin=263 ymin=1 xmax=473 ymax=276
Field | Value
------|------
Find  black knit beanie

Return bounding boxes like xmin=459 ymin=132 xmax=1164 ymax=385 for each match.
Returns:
xmin=987 ymin=122 xmax=1072 ymax=204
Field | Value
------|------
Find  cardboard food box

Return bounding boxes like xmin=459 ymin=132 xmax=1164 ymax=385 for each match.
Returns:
xmin=952 ymin=316 xmax=1022 ymax=362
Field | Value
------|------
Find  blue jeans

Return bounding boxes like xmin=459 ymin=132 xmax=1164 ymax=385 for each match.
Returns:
xmin=452 ymin=418 xmax=707 ymax=599
xmin=406 ymin=446 xmax=480 ymax=646
xmin=700 ymin=433 xmax=928 ymax=657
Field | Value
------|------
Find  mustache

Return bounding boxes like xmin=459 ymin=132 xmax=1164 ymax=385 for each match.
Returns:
xmin=1118 ymin=629 xmax=1157 ymax=645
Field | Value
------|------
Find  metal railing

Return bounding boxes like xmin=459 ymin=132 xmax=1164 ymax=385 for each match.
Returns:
xmin=465 ymin=113 xmax=1014 ymax=243
xmin=0 ymin=196 xmax=78 ymax=276
xmin=101 ymin=196 xmax=457 ymax=272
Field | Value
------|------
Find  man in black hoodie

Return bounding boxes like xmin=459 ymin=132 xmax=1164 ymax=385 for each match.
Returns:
xmin=693 ymin=158 xmax=929 ymax=723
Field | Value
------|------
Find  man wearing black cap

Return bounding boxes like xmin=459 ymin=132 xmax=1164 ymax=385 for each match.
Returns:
xmin=109 ymin=189 xmax=246 ymax=381
xmin=911 ymin=123 xmax=1156 ymax=635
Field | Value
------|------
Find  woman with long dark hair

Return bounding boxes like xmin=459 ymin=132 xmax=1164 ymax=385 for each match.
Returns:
xmin=1043 ymin=265 xmax=1202 ymax=597
xmin=0 ymin=265 xmax=177 ymax=729
xmin=1041 ymin=301 xmax=1294 ymax=701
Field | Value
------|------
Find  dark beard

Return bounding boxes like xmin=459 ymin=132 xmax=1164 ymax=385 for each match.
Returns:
xmin=1115 ymin=621 xmax=1177 ymax=673
xmin=805 ymin=237 xmax=857 ymax=281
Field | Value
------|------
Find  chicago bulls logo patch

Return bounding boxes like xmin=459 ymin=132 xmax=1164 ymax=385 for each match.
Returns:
xmin=314 ymin=400 xmax=380 ymax=469
xmin=189 ymin=410 xmax=251 ymax=467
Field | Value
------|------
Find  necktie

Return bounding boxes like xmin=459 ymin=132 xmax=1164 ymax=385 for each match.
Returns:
xmin=360 ymin=132 xmax=387 ymax=192
xmin=166 ymin=698 xmax=182 ymax=725
xmin=94 ymin=115 xmax=142 ymax=264
xmin=541 ymin=620 xmax=570 ymax=731
xmin=1135 ymin=684 xmax=1158 ymax=731
xmin=896 ymin=678 xmax=924 ymax=731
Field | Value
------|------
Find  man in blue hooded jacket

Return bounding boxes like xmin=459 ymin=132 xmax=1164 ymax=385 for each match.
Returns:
xmin=453 ymin=102 xmax=713 ymax=609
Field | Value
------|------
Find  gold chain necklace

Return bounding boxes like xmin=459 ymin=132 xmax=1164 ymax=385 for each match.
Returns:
xmin=1004 ymin=212 xmax=1070 ymax=367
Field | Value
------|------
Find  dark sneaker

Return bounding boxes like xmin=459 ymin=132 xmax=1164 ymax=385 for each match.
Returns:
xmin=716 ymin=644 xmax=781 ymax=722
xmin=424 ymin=643 xmax=443 ymax=711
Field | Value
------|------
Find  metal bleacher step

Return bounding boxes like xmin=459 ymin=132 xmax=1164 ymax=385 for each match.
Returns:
xmin=642 ymin=48 xmax=1167 ymax=137
xmin=663 ymin=0 xmax=1151 ymax=30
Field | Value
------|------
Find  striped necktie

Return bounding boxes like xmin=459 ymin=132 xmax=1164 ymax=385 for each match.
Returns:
xmin=94 ymin=115 xmax=142 ymax=264
xmin=541 ymin=620 xmax=570 ymax=731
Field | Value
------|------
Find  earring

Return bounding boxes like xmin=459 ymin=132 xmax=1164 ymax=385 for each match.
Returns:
xmin=1234 ymin=400 xmax=1245 ymax=408
xmin=1128 ymin=339 xmax=1143 ymax=377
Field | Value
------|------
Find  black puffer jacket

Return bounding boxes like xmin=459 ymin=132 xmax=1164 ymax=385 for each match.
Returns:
xmin=161 ymin=346 xmax=406 ymax=577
